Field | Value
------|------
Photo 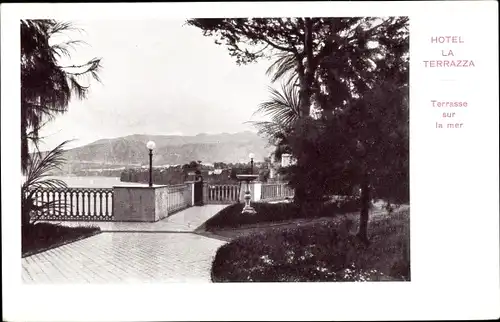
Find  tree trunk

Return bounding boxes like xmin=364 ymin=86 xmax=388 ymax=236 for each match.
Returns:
xmin=292 ymin=18 xmax=315 ymax=209
xmin=357 ymin=170 xmax=370 ymax=244
xmin=21 ymin=105 xmax=28 ymax=175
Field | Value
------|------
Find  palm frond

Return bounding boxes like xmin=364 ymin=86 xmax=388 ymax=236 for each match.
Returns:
xmin=68 ymin=75 xmax=89 ymax=100
xmin=23 ymin=140 xmax=71 ymax=191
xmin=47 ymin=21 xmax=80 ymax=36
xmin=254 ymin=83 xmax=301 ymax=129
xmin=51 ymin=40 xmax=87 ymax=58
xmin=22 ymin=140 xmax=72 ymax=225
xmin=266 ymin=52 xmax=298 ymax=84
xmin=21 ymin=20 xmax=103 ymax=173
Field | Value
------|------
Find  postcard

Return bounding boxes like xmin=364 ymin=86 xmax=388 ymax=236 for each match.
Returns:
xmin=1 ymin=1 xmax=499 ymax=321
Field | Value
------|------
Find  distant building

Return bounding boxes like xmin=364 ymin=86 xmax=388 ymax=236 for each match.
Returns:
xmin=281 ymin=153 xmax=296 ymax=167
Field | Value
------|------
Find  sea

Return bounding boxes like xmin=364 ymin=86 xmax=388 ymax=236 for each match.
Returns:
xmin=22 ymin=176 xmax=141 ymax=188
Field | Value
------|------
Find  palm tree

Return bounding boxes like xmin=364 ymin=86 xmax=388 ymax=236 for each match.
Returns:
xmin=265 ymin=51 xmax=299 ymax=88
xmin=247 ymin=82 xmax=300 ymax=161
xmin=22 ymin=140 xmax=71 ymax=227
xmin=21 ymin=19 xmax=102 ymax=173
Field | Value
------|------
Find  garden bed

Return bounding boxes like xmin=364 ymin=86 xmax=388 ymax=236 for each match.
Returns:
xmin=22 ymin=222 xmax=101 ymax=257
xmin=211 ymin=209 xmax=410 ymax=282
xmin=203 ymin=199 xmax=361 ymax=231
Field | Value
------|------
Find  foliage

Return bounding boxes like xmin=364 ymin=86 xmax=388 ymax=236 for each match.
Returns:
xmin=22 ymin=140 xmax=72 ymax=226
xmin=187 ymin=17 xmax=408 ymax=212
xmin=22 ymin=222 xmax=100 ymax=257
xmin=203 ymin=200 xmax=361 ymax=231
xmin=211 ymin=209 xmax=410 ymax=282
xmin=21 ymin=19 xmax=102 ymax=173
xmin=247 ymin=83 xmax=299 ymax=161
xmin=258 ymin=169 xmax=270 ymax=182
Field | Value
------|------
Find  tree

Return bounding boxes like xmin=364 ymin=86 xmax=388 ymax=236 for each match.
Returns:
xmin=21 ymin=20 xmax=102 ymax=173
xmin=188 ymin=18 xmax=409 ymax=242
xmin=186 ymin=17 xmax=394 ymax=206
xmin=302 ymin=17 xmax=409 ymax=242
xmin=328 ymin=18 xmax=409 ymax=242
xmin=214 ymin=162 xmax=228 ymax=169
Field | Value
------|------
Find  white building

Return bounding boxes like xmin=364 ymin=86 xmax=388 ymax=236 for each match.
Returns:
xmin=281 ymin=153 xmax=296 ymax=167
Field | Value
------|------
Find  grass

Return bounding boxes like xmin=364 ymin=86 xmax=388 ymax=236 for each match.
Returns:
xmin=210 ymin=208 xmax=410 ymax=282
xmin=22 ymin=222 xmax=101 ymax=257
xmin=203 ymin=198 xmax=361 ymax=231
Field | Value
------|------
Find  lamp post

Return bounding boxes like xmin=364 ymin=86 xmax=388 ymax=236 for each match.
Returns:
xmin=146 ymin=141 xmax=156 ymax=187
xmin=249 ymin=152 xmax=255 ymax=174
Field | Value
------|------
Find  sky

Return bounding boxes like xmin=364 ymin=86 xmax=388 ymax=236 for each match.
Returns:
xmin=39 ymin=19 xmax=275 ymax=150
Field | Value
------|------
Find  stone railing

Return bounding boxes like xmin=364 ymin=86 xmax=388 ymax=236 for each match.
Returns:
xmin=260 ymin=183 xmax=294 ymax=202
xmin=203 ymin=183 xmax=240 ymax=204
xmin=165 ymin=183 xmax=192 ymax=214
xmin=24 ymin=187 xmax=114 ymax=221
xmin=24 ymin=183 xmax=192 ymax=222
xmin=24 ymin=181 xmax=294 ymax=223
xmin=113 ymin=183 xmax=193 ymax=222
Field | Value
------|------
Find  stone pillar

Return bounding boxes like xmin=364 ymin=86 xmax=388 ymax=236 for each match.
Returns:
xmin=113 ymin=185 xmax=170 ymax=222
xmin=185 ymin=181 xmax=195 ymax=206
xmin=253 ymin=181 xmax=262 ymax=202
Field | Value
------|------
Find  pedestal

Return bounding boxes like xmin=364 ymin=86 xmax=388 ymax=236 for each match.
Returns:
xmin=241 ymin=181 xmax=257 ymax=215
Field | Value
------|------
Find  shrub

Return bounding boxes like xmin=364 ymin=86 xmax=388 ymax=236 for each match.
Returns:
xmin=204 ymin=198 xmax=361 ymax=231
xmin=22 ymin=222 xmax=100 ymax=256
xmin=211 ymin=209 xmax=410 ymax=282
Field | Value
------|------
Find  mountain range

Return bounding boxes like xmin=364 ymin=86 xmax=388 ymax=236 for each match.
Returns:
xmin=57 ymin=131 xmax=273 ymax=172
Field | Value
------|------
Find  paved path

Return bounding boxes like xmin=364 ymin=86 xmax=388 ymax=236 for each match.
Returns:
xmin=39 ymin=205 xmax=228 ymax=232
xmin=23 ymin=205 xmax=229 ymax=284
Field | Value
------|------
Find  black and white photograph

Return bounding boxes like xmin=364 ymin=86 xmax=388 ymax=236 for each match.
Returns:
xmin=20 ymin=16 xmax=409 ymax=283
xmin=3 ymin=2 xmax=500 ymax=321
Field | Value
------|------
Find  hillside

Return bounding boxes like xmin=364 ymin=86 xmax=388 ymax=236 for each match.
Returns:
xmin=54 ymin=131 xmax=273 ymax=174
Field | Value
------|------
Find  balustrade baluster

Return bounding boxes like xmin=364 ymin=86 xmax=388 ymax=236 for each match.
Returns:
xmin=53 ymin=190 xmax=57 ymax=217
xmin=110 ymin=191 xmax=114 ymax=218
xmin=49 ymin=190 xmax=54 ymax=217
xmin=58 ymin=190 xmax=62 ymax=216
xmin=76 ymin=191 xmax=81 ymax=216
xmin=80 ymin=191 xmax=84 ymax=217
xmin=69 ymin=190 xmax=73 ymax=217
xmin=104 ymin=191 xmax=108 ymax=217
xmin=87 ymin=191 xmax=91 ymax=217
xmin=61 ymin=190 xmax=65 ymax=216
xmin=93 ymin=191 xmax=97 ymax=217
xmin=98 ymin=191 xmax=102 ymax=216
xmin=81 ymin=191 xmax=85 ymax=217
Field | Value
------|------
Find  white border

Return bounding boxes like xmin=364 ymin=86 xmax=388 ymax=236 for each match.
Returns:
xmin=2 ymin=2 xmax=499 ymax=321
